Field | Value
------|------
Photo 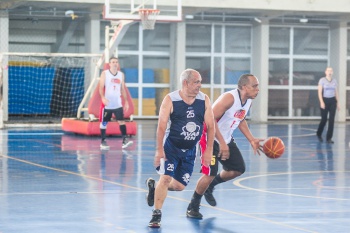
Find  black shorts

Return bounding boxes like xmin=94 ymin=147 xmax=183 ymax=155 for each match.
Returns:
xmin=207 ymin=139 xmax=246 ymax=176
xmin=101 ymin=107 xmax=124 ymax=122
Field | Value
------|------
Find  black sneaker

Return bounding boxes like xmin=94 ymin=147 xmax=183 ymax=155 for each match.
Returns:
xmin=317 ymin=134 xmax=323 ymax=142
xmin=186 ymin=202 xmax=203 ymax=219
xmin=149 ymin=209 xmax=161 ymax=228
xmin=146 ymin=178 xmax=155 ymax=207
xmin=204 ymin=186 xmax=217 ymax=206
xmin=122 ymin=138 xmax=133 ymax=149
xmin=326 ymin=139 xmax=334 ymax=144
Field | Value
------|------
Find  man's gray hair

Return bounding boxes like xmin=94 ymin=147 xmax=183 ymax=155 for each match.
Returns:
xmin=180 ymin=69 xmax=200 ymax=83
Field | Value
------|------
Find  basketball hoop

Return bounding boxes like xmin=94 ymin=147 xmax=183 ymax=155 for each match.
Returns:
xmin=138 ymin=9 xmax=160 ymax=30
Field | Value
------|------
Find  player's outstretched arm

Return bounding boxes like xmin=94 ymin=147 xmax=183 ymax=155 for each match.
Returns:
xmin=238 ymin=119 xmax=264 ymax=155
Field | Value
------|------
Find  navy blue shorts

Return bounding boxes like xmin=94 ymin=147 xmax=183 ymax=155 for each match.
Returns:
xmin=156 ymin=138 xmax=197 ymax=186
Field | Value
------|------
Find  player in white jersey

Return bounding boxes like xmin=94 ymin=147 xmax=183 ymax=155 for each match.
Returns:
xmin=99 ymin=57 xmax=133 ymax=150
xmin=187 ymin=74 xmax=264 ymax=219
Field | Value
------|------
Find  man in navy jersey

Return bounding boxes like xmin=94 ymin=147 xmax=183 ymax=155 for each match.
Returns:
xmin=186 ymin=74 xmax=264 ymax=219
xmin=146 ymin=69 xmax=215 ymax=228
xmin=99 ymin=57 xmax=133 ymax=150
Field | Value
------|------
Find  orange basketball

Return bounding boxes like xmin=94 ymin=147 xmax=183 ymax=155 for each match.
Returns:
xmin=263 ymin=137 xmax=285 ymax=159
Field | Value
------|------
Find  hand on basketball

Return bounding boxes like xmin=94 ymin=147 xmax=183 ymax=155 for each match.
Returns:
xmin=250 ymin=138 xmax=264 ymax=156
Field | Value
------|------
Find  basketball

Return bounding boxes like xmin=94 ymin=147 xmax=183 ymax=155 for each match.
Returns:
xmin=263 ymin=137 xmax=285 ymax=159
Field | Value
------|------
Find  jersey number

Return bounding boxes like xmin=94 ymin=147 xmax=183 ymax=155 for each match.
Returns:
xmin=187 ymin=110 xmax=195 ymax=118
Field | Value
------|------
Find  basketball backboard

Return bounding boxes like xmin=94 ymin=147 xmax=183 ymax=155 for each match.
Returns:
xmin=104 ymin=0 xmax=182 ymax=22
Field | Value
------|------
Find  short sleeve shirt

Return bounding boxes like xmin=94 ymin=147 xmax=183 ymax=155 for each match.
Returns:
xmin=318 ymin=77 xmax=337 ymax=98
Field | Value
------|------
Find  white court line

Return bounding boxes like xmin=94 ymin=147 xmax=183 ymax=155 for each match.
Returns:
xmin=0 ymin=153 xmax=317 ymax=233
xmin=2 ymin=133 xmax=64 ymax=136
xmin=233 ymin=171 xmax=350 ymax=201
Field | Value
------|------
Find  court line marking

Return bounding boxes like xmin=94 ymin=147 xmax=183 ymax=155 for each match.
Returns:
xmin=0 ymin=153 xmax=145 ymax=192
xmin=0 ymin=153 xmax=317 ymax=233
xmin=164 ymin=195 xmax=317 ymax=233
xmin=233 ymin=171 xmax=350 ymax=201
xmin=1 ymin=133 xmax=64 ymax=135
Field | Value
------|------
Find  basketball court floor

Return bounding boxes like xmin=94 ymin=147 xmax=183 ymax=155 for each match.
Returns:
xmin=0 ymin=120 xmax=349 ymax=233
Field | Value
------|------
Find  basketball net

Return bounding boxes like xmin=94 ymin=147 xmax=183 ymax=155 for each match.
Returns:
xmin=138 ymin=9 xmax=160 ymax=30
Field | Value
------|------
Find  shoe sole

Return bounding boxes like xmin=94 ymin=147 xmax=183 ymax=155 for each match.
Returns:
xmin=186 ymin=212 xmax=203 ymax=219
xmin=122 ymin=141 xmax=133 ymax=149
xmin=148 ymin=223 xmax=161 ymax=228
xmin=204 ymin=194 xmax=217 ymax=206
xmin=146 ymin=178 xmax=155 ymax=206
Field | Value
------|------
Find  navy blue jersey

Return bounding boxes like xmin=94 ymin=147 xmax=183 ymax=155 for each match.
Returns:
xmin=165 ymin=90 xmax=206 ymax=149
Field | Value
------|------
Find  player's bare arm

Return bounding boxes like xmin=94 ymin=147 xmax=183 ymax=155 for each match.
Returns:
xmin=154 ymin=95 xmax=172 ymax=167
xmin=99 ymin=71 xmax=108 ymax=106
xmin=121 ymin=72 xmax=129 ymax=111
xmin=202 ymin=95 xmax=215 ymax=167
xmin=238 ymin=119 xmax=263 ymax=155
xmin=212 ymin=92 xmax=234 ymax=160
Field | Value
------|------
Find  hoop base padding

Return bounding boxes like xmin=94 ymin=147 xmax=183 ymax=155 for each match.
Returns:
xmin=61 ymin=118 xmax=137 ymax=136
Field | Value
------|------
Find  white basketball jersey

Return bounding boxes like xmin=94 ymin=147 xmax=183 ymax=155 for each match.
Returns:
xmin=104 ymin=70 xmax=123 ymax=109
xmin=216 ymin=89 xmax=252 ymax=144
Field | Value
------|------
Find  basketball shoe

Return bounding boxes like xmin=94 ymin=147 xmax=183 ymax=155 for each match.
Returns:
xmin=122 ymin=137 xmax=133 ymax=149
xmin=149 ymin=209 xmax=161 ymax=228
xmin=204 ymin=186 xmax=217 ymax=206
xmin=100 ymin=140 xmax=110 ymax=150
xmin=146 ymin=178 xmax=155 ymax=206
xmin=186 ymin=201 xmax=203 ymax=219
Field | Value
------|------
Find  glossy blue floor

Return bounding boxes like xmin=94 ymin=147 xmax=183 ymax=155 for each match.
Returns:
xmin=0 ymin=120 xmax=349 ymax=233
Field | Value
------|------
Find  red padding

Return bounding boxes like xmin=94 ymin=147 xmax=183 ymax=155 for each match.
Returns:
xmin=88 ymin=83 xmax=134 ymax=119
xmin=88 ymin=62 xmax=134 ymax=119
xmin=61 ymin=118 xmax=137 ymax=136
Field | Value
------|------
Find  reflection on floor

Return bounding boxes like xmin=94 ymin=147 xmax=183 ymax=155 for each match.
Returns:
xmin=0 ymin=120 xmax=349 ymax=233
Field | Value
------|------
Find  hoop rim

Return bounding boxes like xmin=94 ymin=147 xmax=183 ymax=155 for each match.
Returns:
xmin=138 ymin=9 xmax=160 ymax=13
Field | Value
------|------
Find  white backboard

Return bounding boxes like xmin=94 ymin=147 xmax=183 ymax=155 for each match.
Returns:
xmin=104 ymin=0 xmax=182 ymax=22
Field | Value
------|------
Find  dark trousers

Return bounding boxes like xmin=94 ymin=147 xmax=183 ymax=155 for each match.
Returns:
xmin=317 ymin=97 xmax=337 ymax=140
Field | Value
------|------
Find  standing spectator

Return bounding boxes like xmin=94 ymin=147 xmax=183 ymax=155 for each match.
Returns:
xmin=316 ymin=67 xmax=340 ymax=144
